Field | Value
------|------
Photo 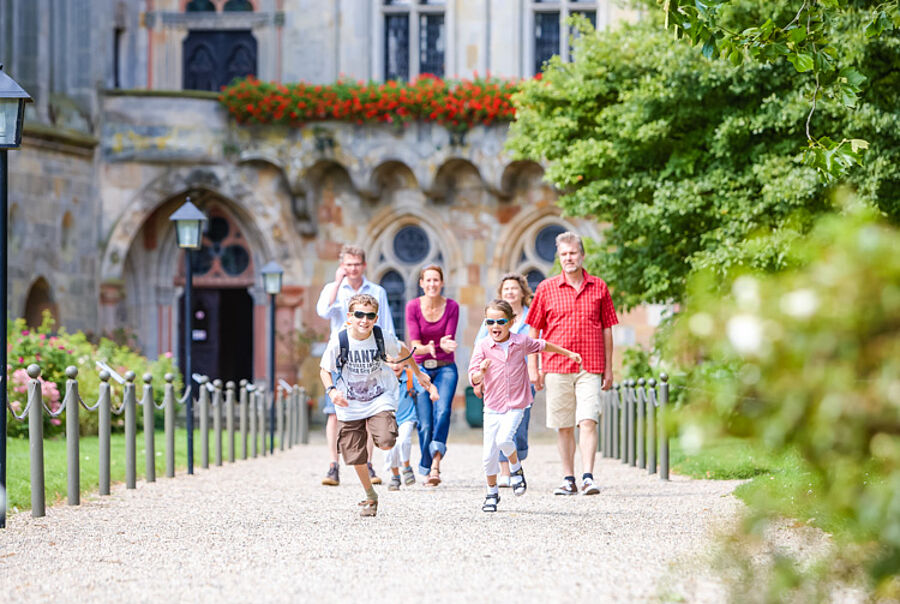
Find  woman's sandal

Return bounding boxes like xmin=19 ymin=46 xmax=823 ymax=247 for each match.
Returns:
xmin=425 ymin=469 xmax=442 ymax=487
xmin=482 ymin=493 xmax=500 ymax=513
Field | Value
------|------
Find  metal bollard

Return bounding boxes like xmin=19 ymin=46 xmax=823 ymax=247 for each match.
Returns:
xmin=198 ymin=376 xmax=210 ymax=469
xmin=26 ymin=365 xmax=45 ymax=518
xmin=142 ymin=373 xmax=155 ymax=483
xmin=637 ymin=378 xmax=646 ymax=470
xmin=124 ymin=371 xmax=137 ymax=489
xmin=249 ymin=385 xmax=258 ymax=458
xmin=647 ymin=378 xmax=657 ymax=475
xmin=164 ymin=373 xmax=175 ymax=478
xmin=277 ymin=387 xmax=285 ymax=452
xmin=65 ymin=366 xmax=80 ymax=506
xmin=612 ymin=383 xmax=620 ymax=459
xmin=659 ymin=373 xmax=670 ymax=481
xmin=286 ymin=385 xmax=295 ymax=449
xmin=259 ymin=387 xmax=267 ymax=457
xmin=298 ymin=386 xmax=309 ymax=445
xmin=98 ymin=370 xmax=111 ymax=496
xmin=213 ymin=379 xmax=223 ymax=467
xmin=240 ymin=380 xmax=249 ymax=460
xmin=622 ymin=380 xmax=632 ymax=464
xmin=226 ymin=381 xmax=236 ymax=463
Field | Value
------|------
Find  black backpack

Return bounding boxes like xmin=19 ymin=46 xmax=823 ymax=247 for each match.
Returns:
xmin=336 ymin=325 xmax=387 ymax=373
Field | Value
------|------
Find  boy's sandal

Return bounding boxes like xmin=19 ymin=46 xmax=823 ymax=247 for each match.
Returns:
xmin=425 ymin=469 xmax=442 ymax=486
xmin=358 ymin=499 xmax=378 ymax=517
xmin=482 ymin=493 xmax=500 ymax=513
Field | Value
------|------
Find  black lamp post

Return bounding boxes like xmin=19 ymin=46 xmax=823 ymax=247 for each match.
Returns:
xmin=169 ymin=198 xmax=206 ymax=475
xmin=0 ymin=64 xmax=32 ymax=529
xmin=261 ymin=261 xmax=283 ymax=454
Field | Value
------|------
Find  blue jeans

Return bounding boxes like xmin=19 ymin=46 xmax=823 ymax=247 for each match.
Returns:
xmin=499 ymin=405 xmax=531 ymax=462
xmin=416 ymin=363 xmax=458 ymax=475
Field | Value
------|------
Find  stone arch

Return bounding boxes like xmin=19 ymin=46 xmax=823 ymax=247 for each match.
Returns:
xmin=299 ymin=159 xmax=358 ymax=234
xmin=101 ymin=165 xmax=282 ymax=284
xmin=429 ymin=158 xmax=488 ymax=203
xmin=362 ymin=203 xmax=464 ymax=339
xmin=489 ymin=205 xmax=599 ymax=291
xmin=368 ymin=160 xmax=419 ymax=199
xmin=24 ymin=277 xmax=58 ymax=328
xmin=499 ymin=160 xmax=546 ymax=198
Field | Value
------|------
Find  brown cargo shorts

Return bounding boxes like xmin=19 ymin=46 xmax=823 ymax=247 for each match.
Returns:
xmin=337 ymin=410 xmax=398 ymax=465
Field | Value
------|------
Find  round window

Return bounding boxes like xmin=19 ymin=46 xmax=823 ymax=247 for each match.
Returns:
xmin=526 ymin=269 xmax=545 ymax=294
xmin=393 ymin=225 xmax=430 ymax=264
xmin=535 ymin=224 xmax=566 ymax=263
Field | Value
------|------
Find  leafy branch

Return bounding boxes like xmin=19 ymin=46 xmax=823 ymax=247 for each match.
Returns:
xmin=660 ymin=0 xmax=898 ymax=180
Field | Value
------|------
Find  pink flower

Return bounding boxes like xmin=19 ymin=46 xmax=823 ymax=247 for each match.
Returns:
xmin=50 ymin=418 xmax=61 ymax=426
xmin=10 ymin=400 xmax=20 ymax=412
xmin=59 ymin=346 xmax=66 ymax=350
xmin=164 ymin=352 xmax=173 ymax=359
xmin=18 ymin=357 xmax=23 ymax=364
xmin=34 ymin=354 xmax=41 ymax=362
xmin=22 ymin=330 xmax=29 ymax=336
xmin=38 ymin=334 xmax=45 ymax=340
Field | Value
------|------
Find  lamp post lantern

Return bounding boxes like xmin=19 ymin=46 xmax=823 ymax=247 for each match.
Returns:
xmin=170 ymin=198 xmax=206 ymax=475
xmin=0 ymin=64 xmax=32 ymax=529
xmin=261 ymin=261 xmax=283 ymax=454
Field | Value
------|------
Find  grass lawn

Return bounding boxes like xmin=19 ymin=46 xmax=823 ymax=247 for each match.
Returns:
xmin=670 ymin=436 xmax=853 ymax=539
xmin=4 ymin=428 xmax=271 ymax=513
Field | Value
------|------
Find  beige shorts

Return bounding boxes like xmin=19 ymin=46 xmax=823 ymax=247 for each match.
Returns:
xmin=545 ymin=371 xmax=602 ymax=429
xmin=337 ymin=411 xmax=398 ymax=466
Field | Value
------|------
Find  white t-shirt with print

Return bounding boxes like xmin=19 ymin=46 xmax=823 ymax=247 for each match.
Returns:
xmin=320 ymin=329 xmax=401 ymax=422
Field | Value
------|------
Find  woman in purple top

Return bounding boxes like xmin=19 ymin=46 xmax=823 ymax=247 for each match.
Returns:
xmin=405 ymin=264 xmax=459 ymax=486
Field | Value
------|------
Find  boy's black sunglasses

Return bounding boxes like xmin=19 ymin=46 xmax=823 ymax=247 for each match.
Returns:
xmin=352 ymin=310 xmax=377 ymax=320
xmin=484 ymin=318 xmax=509 ymax=326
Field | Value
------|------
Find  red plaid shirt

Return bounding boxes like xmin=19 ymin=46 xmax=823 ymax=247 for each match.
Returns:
xmin=528 ymin=270 xmax=618 ymax=374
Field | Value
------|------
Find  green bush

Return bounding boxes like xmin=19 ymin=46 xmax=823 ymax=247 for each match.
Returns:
xmin=7 ymin=313 xmax=183 ymax=438
xmin=669 ymin=202 xmax=900 ymax=598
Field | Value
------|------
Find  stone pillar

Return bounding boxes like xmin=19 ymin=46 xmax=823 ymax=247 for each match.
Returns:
xmin=99 ymin=281 xmax=126 ymax=335
xmin=274 ymin=286 xmax=305 ymax=384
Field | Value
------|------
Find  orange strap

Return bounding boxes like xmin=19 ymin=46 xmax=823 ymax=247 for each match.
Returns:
xmin=404 ymin=367 xmax=415 ymax=395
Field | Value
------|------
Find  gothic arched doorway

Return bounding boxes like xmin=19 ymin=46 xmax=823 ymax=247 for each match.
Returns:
xmin=175 ymin=203 xmax=255 ymax=384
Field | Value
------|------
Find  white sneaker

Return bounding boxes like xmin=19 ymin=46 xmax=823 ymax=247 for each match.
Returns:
xmin=497 ymin=475 xmax=511 ymax=488
xmin=581 ymin=477 xmax=600 ymax=496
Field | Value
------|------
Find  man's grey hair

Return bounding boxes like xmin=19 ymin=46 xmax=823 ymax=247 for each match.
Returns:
xmin=555 ymin=231 xmax=585 ymax=255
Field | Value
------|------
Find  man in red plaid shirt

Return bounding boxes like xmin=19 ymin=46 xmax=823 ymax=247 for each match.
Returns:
xmin=527 ymin=231 xmax=618 ymax=496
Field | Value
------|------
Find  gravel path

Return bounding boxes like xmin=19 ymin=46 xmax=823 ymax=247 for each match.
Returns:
xmin=1 ymin=434 xmax=743 ymax=603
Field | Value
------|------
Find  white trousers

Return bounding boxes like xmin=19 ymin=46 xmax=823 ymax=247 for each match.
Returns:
xmin=482 ymin=408 xmax=525 ymax=477
xmin=384 ymin=420 xmax=417 ymax=472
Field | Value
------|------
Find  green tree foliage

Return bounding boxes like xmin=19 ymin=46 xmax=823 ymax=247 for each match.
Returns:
xmin=506 ymin=9 xmax=900 ymax=310
xmin=661 ymin=0 xmax=899 ymax=179
xmin=669 ymin=203 xmax=899 ymax=596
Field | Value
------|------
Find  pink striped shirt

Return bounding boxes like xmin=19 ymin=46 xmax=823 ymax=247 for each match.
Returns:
xmin=468 ymin=332 xmax=546 ymax=413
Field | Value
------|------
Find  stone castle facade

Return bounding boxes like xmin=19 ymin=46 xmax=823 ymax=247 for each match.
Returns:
xmin=3 ymin=0 xmax=659 ymax=406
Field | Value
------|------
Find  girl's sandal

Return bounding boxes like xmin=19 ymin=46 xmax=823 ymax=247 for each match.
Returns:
xmin=425 ymin=469 xmax=441 ymax=486
xmin=482 ymin=493 xmax=500 ymax=513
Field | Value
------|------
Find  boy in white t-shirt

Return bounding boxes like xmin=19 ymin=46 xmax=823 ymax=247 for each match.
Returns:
xmin=320 ymin=293 xmax=437 ymax=517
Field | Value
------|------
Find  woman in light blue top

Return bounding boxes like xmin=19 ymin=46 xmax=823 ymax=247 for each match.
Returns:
xmin=473 ymin=273 xmax=534 ymax=487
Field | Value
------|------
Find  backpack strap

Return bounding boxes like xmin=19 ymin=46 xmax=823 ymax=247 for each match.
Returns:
xmin=337 ymin=329 xmax=350 ymax=372
xmin=404 ymin=367 xmax=415 ymax=396
xmin=372 ymin=325 xmax=386 ymax=362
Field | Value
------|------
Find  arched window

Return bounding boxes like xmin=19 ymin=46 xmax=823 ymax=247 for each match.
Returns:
xmin=179 ymin=204 xmax=255 ymax=287
xmin=508 ymin=219 xmax=575 ymax=291
xmin=223 ymin=0 xmax=254 ymax=10
xmin=380 ymin=270 xmax=407 ymax=340
xmin=186 ymin=0 xmax=215 ymax=11
xmin=369 ymin=219 xmax=445 ymax=341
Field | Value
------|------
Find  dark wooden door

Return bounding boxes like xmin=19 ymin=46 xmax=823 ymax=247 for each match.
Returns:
xmin=183 ymin=30 xmax=257 ymax=91
xmin=179 ymin=288 xmax=254 ymax=386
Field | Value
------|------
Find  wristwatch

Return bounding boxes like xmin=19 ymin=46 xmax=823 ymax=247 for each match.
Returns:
xmin=326 ymin=385 xmax=337 ymax=394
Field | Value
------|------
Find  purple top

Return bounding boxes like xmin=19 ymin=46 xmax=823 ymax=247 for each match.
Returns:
xmin=405 ymin=297 xmax=459 ymax=365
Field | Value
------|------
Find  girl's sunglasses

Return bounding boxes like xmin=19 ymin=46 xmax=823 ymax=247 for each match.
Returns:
xmin=352 ymin=311 xmax=378 ymax=320
xmin=484 ymin=318 xmax=509 ymax=326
